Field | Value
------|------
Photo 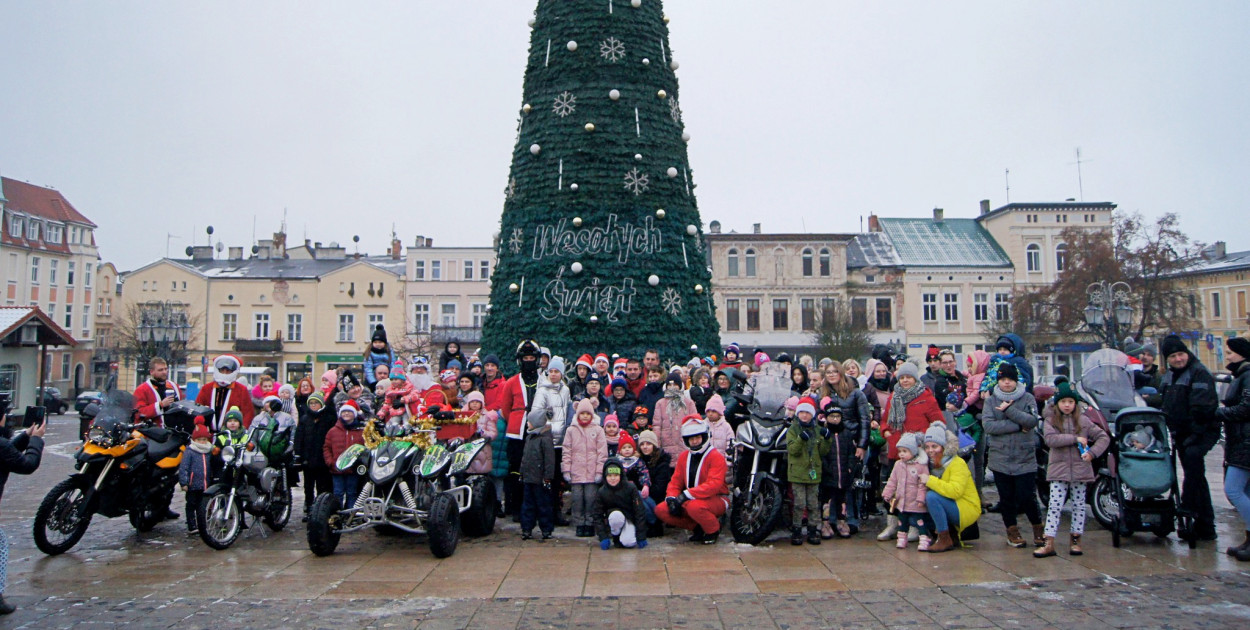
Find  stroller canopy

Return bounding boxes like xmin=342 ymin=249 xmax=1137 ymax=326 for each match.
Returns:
xmin=1078 ymin=349 xmax=1137 ymax=415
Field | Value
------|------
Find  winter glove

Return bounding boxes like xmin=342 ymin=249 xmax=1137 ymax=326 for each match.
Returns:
xmin=600 ymin=539 xmax=612 ymax=550
xmin=434 ymin=410 xmax=456 ymax=421
xmin=818 ymin=426 xmax=831 ymax=440
xmin=391 ymin=399 xmax=405 ymax=410
xmin=595 ymin=475 xmax=603 ymax=484
xmin=637 ymin=539 xmax=648 ymax=549
xmin=563 ymin=473 xmax=571 ymax=483
xmin=665 ymin=496 xmax=685 ymax=516
xmin=800 ymin=429 xmax=812 ymax=441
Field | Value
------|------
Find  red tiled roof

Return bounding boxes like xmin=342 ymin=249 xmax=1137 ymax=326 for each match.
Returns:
xmin=1 ymin=177 xmax=96 ymax=253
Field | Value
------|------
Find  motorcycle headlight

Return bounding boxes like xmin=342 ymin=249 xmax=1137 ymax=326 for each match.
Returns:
xmin=87 ymin=425 xmax=113 ymax=446
xmin=755 ymin=425 xmax=782 ymax=448
xmin=221 ymin=445 xmax=236 ymax=463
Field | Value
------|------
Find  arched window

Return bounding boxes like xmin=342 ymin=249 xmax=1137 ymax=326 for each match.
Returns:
xmin=819 ymin=248 xmax=831 ymax=276
xmin=727 ymin=248 xmax=739 ymax=277
xmin=1055 ymin=243 xmax=1068 ymax=272
xmin=745 ymin=248 xmax=757 ymax=277
xmin=801 ymin=248 xmax=814 ymax=277
xmin=1026 ymin=243 xmax=1041 ymax=272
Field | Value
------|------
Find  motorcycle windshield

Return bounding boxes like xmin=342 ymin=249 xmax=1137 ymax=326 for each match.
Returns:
xmin=749 ymin=363 xmax=792 ymax=424
xmin=95 ymin=389 xmax=136 ymax=426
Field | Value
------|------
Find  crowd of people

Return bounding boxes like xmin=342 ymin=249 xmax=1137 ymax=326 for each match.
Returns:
xmin=118 ymin=325 xmax=1250 ymax=561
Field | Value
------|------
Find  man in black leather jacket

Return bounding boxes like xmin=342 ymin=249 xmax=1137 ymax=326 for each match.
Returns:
xmin=1158 ymin=335 xmax=1220 ymax=540
xmin=1217 ymin=337 xmax=1250 ymax=559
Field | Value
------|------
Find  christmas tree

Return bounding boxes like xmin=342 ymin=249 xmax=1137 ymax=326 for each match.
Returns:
xmin=481 ymin=0 xmax=720 ymax=364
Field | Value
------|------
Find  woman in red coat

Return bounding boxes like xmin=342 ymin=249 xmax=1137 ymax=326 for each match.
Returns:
xmin=876 ymin=361 xmax=945 ymax=541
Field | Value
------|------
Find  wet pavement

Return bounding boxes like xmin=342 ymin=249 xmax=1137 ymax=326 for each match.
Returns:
xmin=1 ymin=414 xmax=1248 ymax=628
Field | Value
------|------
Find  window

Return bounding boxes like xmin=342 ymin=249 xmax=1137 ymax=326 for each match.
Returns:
xmin=142 ymin=281 xmax=148 ymax=291
xmin=995 ymin=292 xmax=1012 ymax=321
xmin=801 ymin=249 xmax=813 ymax=277
xmin=49 ymin=260 xmax=58 ymax=285
xmin=944 ymin=293 xmax=959 ymax=321
xmin=876 ymin=298 xmax=893 ymax=330
xmin=1212 ymin=291 xmax=1222 ymax=318
xmin=745 ymin=249 xmax=757 ymax=277
xmin=772 ymin=299 xmax=788 ymax=330
xmin=1237 ymin=290 xmax=1247 ymax=320
xmin=61 ymin=353 xmax=71 ymax=380
xmin=1026 ymin=244 xmax=1041 ymax=272
xmin=472 ymin=303 xmax=488 ymax=327
xmin=801 ymin=298 xmax=816 ymax=330
xmin=1055 ymin=243 xmax=1068 ymax=272
xmin=85 ymin=264 xmax=93 ymax=287
xmin=67 ymin=262 xmax=75 ymax=286
xmin=441 ymin=303 xmax=457 ymax=326
xmin=480 ymin=260 xmax=490 ymax=281
xmin=338 ymin=314 xmax=355 ymax=342
xmin=431 ymin=261 xmax=441 ymax=281
xmin=819 ymin=249 xmax=831 ymax=277
xmin=64 ymin=304 xmax=72 ymax=328
xmin=27 ymin=220 xmax=40 ymax=241
xmin=413 ymin=304 xmax=430 ymax=333
xmin=922 ymin=293 xmax=938 ymax=322
xmin=464 ymin=260 xmax=474 ymax=280
xmin=851 ymin=298 xmax=868 ymax=329
xmin=254 ymin=313 xmax=270 ymax=338
xmin=368 ymin=314 xmax=385 ymax=333
xmin=821 ymin=297 xmax=837 ymax=319
xmin=30 ymin=257 xmax=40 ymax=284
xmin=746 ymin=299 xmax=760 ymax=330
xmin=7 ymin=215 xmax=21 ymax=238
xmin=46 ymin=224 xmax=63 ymax=244
xmin=105 ymin=298 xmax=111 ymax=315
xmin=725 ymin=299 xmax=740 ymax=331
xmin=974 ymin=293 xmax=989 ymax=322
xmin=222 ymin=313 xmax=238 ymax=341
xmin=727 ymin=249 xmax=739 ymax=277
xmin=414 ymin=260 xmax=425 ymax=280
xmin=81 ymin=305 xmax=90 ymax=338
xmin=287 ymin=313 xmax=303 ymax=342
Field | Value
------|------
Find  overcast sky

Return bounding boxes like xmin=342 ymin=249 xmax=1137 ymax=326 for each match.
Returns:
xmin=2 ymin=1 xmax=1247 ymax=271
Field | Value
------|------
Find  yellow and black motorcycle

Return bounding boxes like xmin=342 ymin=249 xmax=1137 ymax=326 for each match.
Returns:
xmin=33 ymin=389 xmax=208 ymax=555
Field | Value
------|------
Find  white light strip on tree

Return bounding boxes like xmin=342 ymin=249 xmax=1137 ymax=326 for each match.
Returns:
xmin=682 ymin=243 xmax=689 ymax=268
xmin=545 ymin=40 xmax=551 ymax=67
xmin=558 ymin=159 xmax=564 ymax=190
xmin=635 ymin=108 xmax=640 ymax=136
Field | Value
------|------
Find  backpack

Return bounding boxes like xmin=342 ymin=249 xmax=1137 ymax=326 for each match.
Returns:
xmin=253 ymin=423 xmax=291 ymax=460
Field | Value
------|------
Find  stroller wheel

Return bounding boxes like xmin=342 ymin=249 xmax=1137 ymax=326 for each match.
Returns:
xmin=1111 ymin=517 xmax=1122 ymax=548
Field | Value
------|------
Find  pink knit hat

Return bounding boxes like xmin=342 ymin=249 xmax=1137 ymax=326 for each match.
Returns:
xmin=704 ymin=394 xmax=726 ymax=415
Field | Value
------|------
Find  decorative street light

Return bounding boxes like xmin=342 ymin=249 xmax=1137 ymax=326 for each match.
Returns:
xmin=137 ymin=301 xmax=192 ymax=384
xmin=1084 ymin=281 xmax=1134 ymax=350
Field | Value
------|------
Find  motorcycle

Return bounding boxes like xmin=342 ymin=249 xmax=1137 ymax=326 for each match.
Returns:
xmin=197 ymin=421 xmax=294 ymax=550
xmin=728 ymin=363 xmax=793 ymax=545
xmin=33 ymin=392 xmax=209 ymax=555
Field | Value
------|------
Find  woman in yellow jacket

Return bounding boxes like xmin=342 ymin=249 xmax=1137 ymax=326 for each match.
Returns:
xmin=922 ymin=421 xmax=981 ymax=552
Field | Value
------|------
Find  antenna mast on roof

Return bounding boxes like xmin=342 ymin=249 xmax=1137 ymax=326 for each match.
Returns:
xmin=282 ymin=208 xmax=287 ymax=234
xmin=1070 ymin=147 xmax=1091 ymax=201
xmin=1004 ymin=168 xmax=1011 ymax=203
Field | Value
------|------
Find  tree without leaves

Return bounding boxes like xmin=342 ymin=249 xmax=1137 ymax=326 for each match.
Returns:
xmin=812 ymin=302 xmax=874 ymax=363
xmin=114 ymin=301 xmax=202 ymax=386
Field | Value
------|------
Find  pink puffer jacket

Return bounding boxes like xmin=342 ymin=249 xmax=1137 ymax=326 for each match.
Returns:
xmin=882 ymin=453 xmax=930 ymax=514
xmin=561 ymin=422 xmax=608 ymax=484
xmin=654 ymin=394 xmax=697 ymax=457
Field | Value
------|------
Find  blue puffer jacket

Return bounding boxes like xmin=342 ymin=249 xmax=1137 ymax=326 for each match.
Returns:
xmin=983 ymin=333 xmax=1035 ymax=393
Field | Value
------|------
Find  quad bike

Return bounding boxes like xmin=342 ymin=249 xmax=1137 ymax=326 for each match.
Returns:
xmin=196 ymin=421 xmax=294 ymax=550
xmin=306 ymin=409 xmax=496 ymax=558
xmin=34 ymin=392 xmax=209 ymax=555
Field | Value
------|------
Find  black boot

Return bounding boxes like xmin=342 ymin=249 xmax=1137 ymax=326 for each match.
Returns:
xmin=688 ymin=525 xmax=705 ymax=543
xmin=647 ymin=521 xmax=665 ymax=538
xmin=791 ymin=527 xmax=804 ymax=546
xmin=1228 ymin=531 xmax=1250 ymax=557
xmin=165 ymin=508 xmax=181 ymax=520
xmin=0 ymin=595 xmax=14 ymax=615
xmin=807 ymin=525 xmax=822 ymax=545
xmin=701 ymin=528 xmax=719 ymax=545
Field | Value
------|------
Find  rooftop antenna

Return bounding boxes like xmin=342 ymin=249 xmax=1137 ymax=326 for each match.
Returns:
xmin=281 ymin=207 xmax=287 ymax=233
xmin=1070 ymin=147 xmax=1091 ymax=201
xmin=251 ymin=215 xmax=257 ymax=246
xmin=1004 ymin=168 xmax=1011 ymax=203
xmin=165 ymin=233 xmax=181 ymax=258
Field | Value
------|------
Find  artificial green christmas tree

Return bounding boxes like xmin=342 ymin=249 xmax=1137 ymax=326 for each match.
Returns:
xmin=481 ymin=0 xmax=720 ymax=364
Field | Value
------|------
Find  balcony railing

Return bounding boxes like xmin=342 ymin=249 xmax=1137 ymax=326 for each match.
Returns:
xmin=234 ymin=339 xmax=284 ymax=353
xmin=429 ymin=325 xmax=482 ymax=344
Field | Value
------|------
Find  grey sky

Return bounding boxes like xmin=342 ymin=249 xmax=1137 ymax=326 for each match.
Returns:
xmin=2 ymin=1 xmax=1247 ymax=271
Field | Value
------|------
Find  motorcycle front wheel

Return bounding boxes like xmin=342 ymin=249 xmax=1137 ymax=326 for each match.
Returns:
xmin=198 ymin=491 xmax=243 ymax=550
xmin=33 ymin=477 xmax=94 ymax=555
xmin=729 ymin=476 xmax=784 ymax=545
xmin=1090 ymin=476 xmax=1120 ymax=531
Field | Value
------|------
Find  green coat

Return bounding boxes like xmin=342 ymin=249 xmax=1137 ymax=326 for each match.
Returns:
xmin=787 ymin=420 xmax=832 ymax=484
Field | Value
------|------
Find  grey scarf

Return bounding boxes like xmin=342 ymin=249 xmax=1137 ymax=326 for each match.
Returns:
xmin=887 ymin=382 xmax=926 ymax=432
xmin=992 ymin=384 xmax=1028 ymax=404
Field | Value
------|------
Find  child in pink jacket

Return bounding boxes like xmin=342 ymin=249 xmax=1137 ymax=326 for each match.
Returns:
xmin=882 ymin=432 xmax=931 ymax=550
xmin=563 ymin=399 xmax=609 ymax=537
xmin=704 ymin=394 xmax=735 ymax=456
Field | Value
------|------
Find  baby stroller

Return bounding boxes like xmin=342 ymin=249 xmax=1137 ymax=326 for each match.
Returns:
xmin=1109 ymin=407 xmax=1196 ymax=548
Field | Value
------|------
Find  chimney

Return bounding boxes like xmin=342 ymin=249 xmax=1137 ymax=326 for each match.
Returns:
xmin=425 ymin=237 xmax=433 ymax=247
xmin=391 ymin=237 xmax=402 ymax=260
xmin=1216 ymin=241 xmax=1227 ymax=259
xmin=414 ymin=235 xmax=425 ymax=248
xmin=980 ymin=199 xmax=991 ymax=215
xmin=933 ymin=208 xmax=944 ymax=222
xmin=228 ymin=246 xmax=244 ymax=261
xmin=189 ymin=245 xmax=215 ymax=260
xmin=868 ymin=214 xmax=881 ymax=232
xmin=272 ymin=231 xmax=286 ymax=257
xmin=752 ymin=223 xmax=761 ymax=234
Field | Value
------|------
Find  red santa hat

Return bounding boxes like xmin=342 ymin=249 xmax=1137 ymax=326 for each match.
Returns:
xmin=613 ymin=357 xmax=628 ymax=371
xmin=338 ymin=399 xmax=360 ymax=417
xmin=594 ymin=353 xmax=610 ymax=367
xmin=576 ymin=354 xmax=594 ymax=370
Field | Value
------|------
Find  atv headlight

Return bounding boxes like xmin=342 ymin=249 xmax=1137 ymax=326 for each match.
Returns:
xmin=356 ymin=464 xmax=367 ymax=476
xmin=372 ymin=459 xmax=398 ymax=478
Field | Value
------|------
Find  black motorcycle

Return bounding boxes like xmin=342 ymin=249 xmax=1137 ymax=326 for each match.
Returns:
xmin=197 ymin=422 xmax=294 ymax=550
xmin=728 ymin=364 xmax=793 ymax=545
xmin=34 ymin=392 xmax=209 ymax=555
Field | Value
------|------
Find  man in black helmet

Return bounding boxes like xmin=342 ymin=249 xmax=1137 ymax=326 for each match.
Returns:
xmin=498 ymin=339 xmax=544 ymax=519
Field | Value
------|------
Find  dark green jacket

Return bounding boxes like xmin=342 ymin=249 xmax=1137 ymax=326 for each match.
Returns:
xmin=787 ymin=420 xmax=831 ymax=484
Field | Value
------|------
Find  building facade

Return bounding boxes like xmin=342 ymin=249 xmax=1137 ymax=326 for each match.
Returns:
xmin=1179 ymin=242 xmax=1250 ymax=369
xmin=404 ymin=240 xmax=494 ymax=358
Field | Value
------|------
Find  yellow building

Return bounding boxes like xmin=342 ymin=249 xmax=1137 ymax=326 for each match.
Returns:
xmin=119 ymin=233 xmax=406 ymax=388
xmin=1179 ymin=242 xmax=1250 ymax=369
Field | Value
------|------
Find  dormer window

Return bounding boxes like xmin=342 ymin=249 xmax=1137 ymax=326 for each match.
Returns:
xmin=26 ymin=220 xmax=41 ymax=241
xmin=7 ymin=215 xmax=21 ymax=238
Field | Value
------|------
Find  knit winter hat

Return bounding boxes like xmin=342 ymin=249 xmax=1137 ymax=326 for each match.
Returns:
xmin=754 ymin=351 xmax=770 ymax=367
xmin=996 ymin=337 xmax=1016 ymax=352
xmin=724 ymin=343 xmax=740 ymax=357
xmin=632 ymin=405 xmax=651 ymax=419
xmin=224 ymin=406 xmax=244 ymax=424
xmin=617 ymin=431 xmax=637 ymax=453
xmin=390 ymin=362 xmax=407 ymax=381
xmin=1053 ymin=381 xmax=1084 ymax=405
xmin=896 ymin=362 xmax=921 ymax=380
xmin=1123 ymin=337 xmax=1145 ymax=358
xmin=605 ymin=462 xmax=623 ymax=476
xmin=784 ymin=396 xmax=800 ymax=411
xmin=447 ymin=359 xmax=462 ymax=370
xmin=576 ymin=398 xmax=597 ymax=416
xmin=665 ymin=372 xmax=683 ymax=387
xmin=463 ymin=391 xmax=485 ymax=407
xmin=998 ymin=363 xmax=1020 ymax=382
xmin=548 ymin=357 xmax=566 ymax=375
xmin=483 ymin=354 xmax=501 ymax=367
xmin=795 ymin=401 xmax=817 ymax=417
xmin=1227 ymin=336 xmax=1250 ymax=360
xmin=896 ymin=432 xmax=921 ymax=456
xmin=440 ymin=369 xmax=457 ymax=383
xmin=926 ymin=344 xmax=942 ymax=361
xmin=924 ymin=421 xmax=948 ymax=446
xmin=704 ymin=394 xmax=726 ymax=415
xmin=603 ymin=415 xmax=620 ymax=429
xmin=637 ymin=430 xmax=661 ymax=448
xmin=191 ymin=418 xmax=211 ymax=441
xmin=946 ymin=391 xmax=965 ymax=409
xmin=307 ymin=392 xmax=326 ymax=408
xmin=278 ymin=383 xmax=295 ymax=397
xmin=611 ymin=377 xmax=628 ymax=390
xmin=526 ymin=407 xmax=549 ymax=430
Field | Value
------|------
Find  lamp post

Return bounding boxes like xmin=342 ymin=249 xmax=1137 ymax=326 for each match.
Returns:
xmin=1084 ymin=281 xmax=1134 ymax=350
xmin=138 ymin=301 xmax=192 ymax=385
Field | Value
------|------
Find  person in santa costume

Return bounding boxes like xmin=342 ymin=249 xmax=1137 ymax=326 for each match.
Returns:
xmin=498 ymin=339 xmax=544 ymax=518
xmin=654 ymin=415 xmax=730 ymax=544
xmin=134 ymin=356 xmax=181 ymax=426
xmin=195 ymin=354 xmax=255 ymax=431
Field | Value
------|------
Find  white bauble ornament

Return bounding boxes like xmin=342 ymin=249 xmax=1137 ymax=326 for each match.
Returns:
xmin=609 ymin=89 xmax=620 ymax=101
xmin=695 ymin=284 xmax=704 ymax=294
xmin=509 ymin=283 xmax=519 ymax=293
xmin=663 ymin=14 xmax=670 ymax=24
xmin=686 ymin=224 xmax=697 ymax=235
xmin=631 ymin=0 xmax=641 ymax=7
xmin=655 ymin=208 xmax=666 ymax=219
xmin=572 ymin=216 xmax=583 ymax=227
xmin=657 ymin=89 xmax=667 ymax=99
xmin=642 ymin=58 xmax=650 ymax=66
xmin=570 ymin=183 xmax=579 ymax=192
xmin=522 ymin=103 xmax=532 ymax=114
xmin=584 ymin=122 xmax=595 ymax=132
xmin=590 ymin=315 xmax=599 ymax=323
xmin=528 ymin=17 xmax=535 ymax=27
xmin=529 ymin=144 xmax=541 ymax=155
xmin=567 ymin=41 xmax=578 ymax=51
xmin=670 ymin=60 xmax=680 ymax=70
xmin=571 ymin=262 xmax=584 ymax=274
xmin=667 ymin=167 xmax=678 ymax=178
xmin=648 ymin=274 xmax=659 ymax=286
xmin=682 ymin=131 xmax=691 ymax=142
xmin=690 ymin=344 xmax=699 ymax=351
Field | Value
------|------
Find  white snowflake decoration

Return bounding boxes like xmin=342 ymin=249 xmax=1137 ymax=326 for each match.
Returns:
xmin=668 ymin=96 xmax=682 ymax=123
xmin=661 ymin=287 xmax=682 ymax=316
xmin=552 ymin=91 xmax=577 ymax=117
xmin=599 ymin=37 xmax=625 ymax=63
xmin=508 ymin=228 xmax=524 ymax=254
xmin=504 ymin=178 xmax=516 ymax=200
xmin=623 ymin=168 xmax=650 ymax=196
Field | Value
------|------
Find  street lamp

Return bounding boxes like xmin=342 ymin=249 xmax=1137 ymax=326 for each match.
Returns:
xmin=1084 ymin=281 xmax=1134 ymax=350
xmin=138 ymin=301 xmax=192 ymax=383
